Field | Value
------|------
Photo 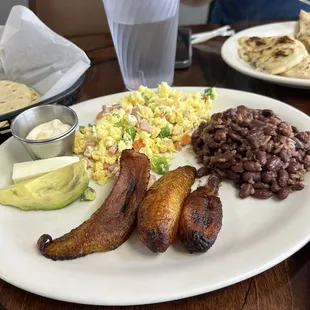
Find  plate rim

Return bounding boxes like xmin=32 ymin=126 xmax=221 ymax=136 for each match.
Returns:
xmin=0 ymin=87 xmax=310 ymax=306
xmin=221 ymin=21 xmax=310 ymax=88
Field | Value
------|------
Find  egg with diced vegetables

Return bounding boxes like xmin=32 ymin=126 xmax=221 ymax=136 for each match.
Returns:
xmin=73 ymin=82 xmax=215 ymax=185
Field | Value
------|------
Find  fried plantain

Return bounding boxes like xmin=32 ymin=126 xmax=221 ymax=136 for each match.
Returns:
xmin=179 ymin=174 xmax=223 ymax=253
xmin=37 ymin=149 xmax=150 ymax=260
xmin=137 ymin=166 xmax=196 ymax=253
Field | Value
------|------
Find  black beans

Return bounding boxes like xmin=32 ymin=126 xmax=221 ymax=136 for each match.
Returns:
xmin=263 ymin=125 xmax=276 ymax=136
xmin=279 ymin=150 xmax=290 ymax=163
xmin=271 ymin=181 xmax=281 ymax=193
xmin=228 ymin=130 xmax=243 ymax=142
xmin=243 ymin=161 xmax=262 ymax=172
xmin=252 ymin=189 xmax=273 ymax=199
xmin=225 ymin=170 xmax=240 ymax=181
xmin=296 ymin=132 xmax=310 ymax=144
xmin=214 ymin=152 xmax=233 ymax=163
xmin=196 ymin=167 xmax=211 ymax=178
xmin=242 ymin=172 xmax=261 ymax=183
xmin=291 ymin=183 xmax=304 ymax=191
xmin=253 ymin=182 xmax=270 ymax=189
xmin=304 ymin=155 xmax=310 ymax=170
xmin=191 ymin=105 xmax=309 ymax=200
xmin=221 ymin=143 xmax=231 ymax=151
xmin=278 ymin=170 xmax=289 ymax=188
xmin=261 ymin=171 xmax=276 ymax=183
xmin=215 ymin=161 xmax=234 ymax=169
xmin=245 ymin=150 xmax=255 ymax=160
xmin=266 ymin=156 xmax=281 ymax=171
xmin=287 ymin=162 xmax=299 ymax=173
xmin=262 ymin=109 xmax=274 ymax=117
xmin=233 ymin=177 xmax=242 ymax=189
xmin=239 ymin=183 xmax=254 ymax=199
xmin=292 ymin=126 xmax=299 ymax=133
xmin=208 ymin=140 xmax=220 ymax=149
xmin=231 ymin=162 xmax=244 ymax=173
xmin=293 ymin=137 xmax=305 ymax=150
xmin=214 ymin=129 xmax=227 ymax=142
xmin=277 ymin=188 xmax=290 ymax=200
xmin=277 ymin=122 xmax=293 ymax=137
xmin=255 ymin=151 xmax=267 ymax=166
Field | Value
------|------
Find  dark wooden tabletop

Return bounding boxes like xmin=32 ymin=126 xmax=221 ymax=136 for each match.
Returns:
xmin=1 ymin=20 xmax=310 ymax=310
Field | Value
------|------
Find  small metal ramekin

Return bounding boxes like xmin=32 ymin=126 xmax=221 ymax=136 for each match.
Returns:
xmin=11 ymin=105 xmax=78 ymax=160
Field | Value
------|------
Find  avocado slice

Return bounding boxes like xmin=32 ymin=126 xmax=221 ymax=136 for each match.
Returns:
xmin=0 ymin=160 xmax=90 ymax=211
xmin=80 ymin=187 xmax=96 ymax=202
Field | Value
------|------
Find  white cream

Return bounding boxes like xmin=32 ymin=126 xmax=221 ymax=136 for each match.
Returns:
xmin=26 ymin=119 xmax=71 ymax=140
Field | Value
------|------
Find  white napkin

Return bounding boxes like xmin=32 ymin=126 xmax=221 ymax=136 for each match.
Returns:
xmin=0 ymin=5 xmax=91 ymax=102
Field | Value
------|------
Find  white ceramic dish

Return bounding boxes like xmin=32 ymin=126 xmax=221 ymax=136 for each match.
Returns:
xmin=221 ymin=21 xmax=310 ymax=89
xmin=0 ymin=87 xmax=309 ymax=306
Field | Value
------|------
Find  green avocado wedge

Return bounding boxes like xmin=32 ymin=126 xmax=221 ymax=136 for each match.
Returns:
xmin=0 ymin=160 xmax=90 ymax=211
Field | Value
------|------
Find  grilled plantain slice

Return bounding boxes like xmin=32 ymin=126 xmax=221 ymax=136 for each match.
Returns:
xmin=137 ymin=166 xmax=196 ymax=253
xmin=37 ymin=149 xmax=150 ymax=260
xmin=179 ymin=174 xmax=223 ymax=253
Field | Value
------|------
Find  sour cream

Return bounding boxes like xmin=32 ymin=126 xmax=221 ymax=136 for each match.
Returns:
xmin=26 ymin=119 xmax=71 ymax=140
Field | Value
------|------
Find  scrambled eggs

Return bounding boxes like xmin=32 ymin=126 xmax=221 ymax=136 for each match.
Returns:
xmin=74 ymin=82 xmax=215 ymax=185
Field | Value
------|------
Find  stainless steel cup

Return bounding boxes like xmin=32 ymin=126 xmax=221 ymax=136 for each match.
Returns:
xmin=11 ymin=105 xmax=78 ymax=160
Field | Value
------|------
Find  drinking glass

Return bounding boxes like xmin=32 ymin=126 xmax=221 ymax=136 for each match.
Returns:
xmin=102 ymin=0 xmax=180 ymax=90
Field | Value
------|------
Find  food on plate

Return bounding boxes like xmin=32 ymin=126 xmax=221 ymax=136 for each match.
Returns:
xmin=0 ymin=80 xmax=41 ymax=115
xmin=80 ymin=187 xmax=96 ymax=202
xmin=26 ymin=119 xmax=71 ymax=140
xmin=280 ymin=55 xmax=310 ymax=79
xmin=297 ymin=10 xmax=310 ymax=52
xmin=37 ymin=149 xmax=150 ymax=260
xmin=238 ymin=36 xmax=308 ymax=75
xmin=137 ymin=166 xmax=196 ymax=253
xmin=192 ymin=105 xmax=310 ymax=200
xmin=0 ymin=160 xmax=89 ymax=210
xmin=238 ymin=36 xmax=279 ymax=56
xmin=74 ymin=82 xmax=215 ymax=185
xmin=179 ymin=174 xmax=223 ymax=253
xmin=12 ymin=156 xmax=79 ymax=183
xmin=29 ymin=87 xmax=41 ymax=103
xmin=0 ymin=120 xmax=9 ymax=128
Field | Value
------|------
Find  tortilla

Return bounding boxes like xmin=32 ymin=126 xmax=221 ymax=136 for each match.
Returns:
xmin=29 ymin=87 xmax=41 ymax=103
xmin=281 ymin=54 xmax=310 ymax=79
xmin=238 ymin=36 xmax=308 ymax=75
xmin=0 ymin=81 xmax=39 ymax=115
xmin=238 ymin=36 xmax=279 ymax=61
xmin=297 ymin=10 xmax=310 ymax=52
xmin=0 ymin=120 xmax=9 ymax=128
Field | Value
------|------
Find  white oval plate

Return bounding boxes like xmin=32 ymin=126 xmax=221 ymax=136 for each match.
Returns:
xmin=221 ymin=21 xmax=310 ymax=89
xmin=0 ymin=88 xmax=309 ymax=306
xmin=0 ymin=25 xmax=4 ymax=38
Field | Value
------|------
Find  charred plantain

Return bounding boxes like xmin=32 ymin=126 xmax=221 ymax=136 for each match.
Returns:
xmin=179 ymin=174 xmax=223 ymax=253
xmin=137 ymin=166 xmax=196 ymax=253
xmin=37 ymin=149 xmax=150 ymax=260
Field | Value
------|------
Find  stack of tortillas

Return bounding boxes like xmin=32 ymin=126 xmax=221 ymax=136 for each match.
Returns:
xmin=0 ymin=80 xmax=41 ymax=116
xmin=238 ymin=10 xmax=310 ymax=79
xmin=238 ymin=35 xmax=308 ymax=76
xmin=0 ymin=80 xmax=41 ymax=130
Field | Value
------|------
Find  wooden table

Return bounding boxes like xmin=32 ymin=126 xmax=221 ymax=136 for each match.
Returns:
xmin=1 ymin=21 xmax=310 ymax=310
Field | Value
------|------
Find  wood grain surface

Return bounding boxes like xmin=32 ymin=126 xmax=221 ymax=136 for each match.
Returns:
xmin=0 ymin=21 xmax=310 ymax=310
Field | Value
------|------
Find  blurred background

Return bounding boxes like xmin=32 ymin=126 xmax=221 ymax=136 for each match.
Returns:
xmin=0 ymin=0 xmax=210 ymax=30
xmin=0 ymin=0 xmax=211 ymax=65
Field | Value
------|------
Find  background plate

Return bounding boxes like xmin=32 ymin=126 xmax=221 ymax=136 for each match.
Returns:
xmin=221 ymin=21 xmax=310 ymax=89
xmin=0 ymin=87 xmax=309 ymax=306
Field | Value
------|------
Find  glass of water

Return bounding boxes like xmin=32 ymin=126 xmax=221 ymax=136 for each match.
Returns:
xmin=102 ymin=0 xmax=180 ymax=90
